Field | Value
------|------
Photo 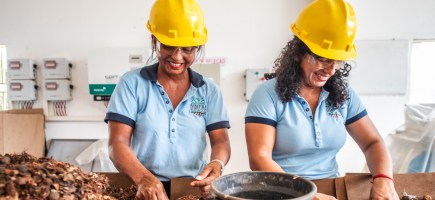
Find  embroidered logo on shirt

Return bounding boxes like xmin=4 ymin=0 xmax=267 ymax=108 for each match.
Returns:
xmin=326 ymin=101 xmax=342 ymax=119
xmin=190 ymin=97 xmax=207 ymax=117
xmin=328 ymin=110 xmax=342 ymax=119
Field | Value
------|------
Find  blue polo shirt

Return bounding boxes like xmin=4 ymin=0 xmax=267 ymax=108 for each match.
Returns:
xmin=105 ymin=63 xmax=230 ymax=181
xmin=245 ymin=78 xmax=367 ymax=180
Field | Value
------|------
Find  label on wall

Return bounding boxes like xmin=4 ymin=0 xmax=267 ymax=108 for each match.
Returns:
xmin=105 ymin=75 xmax=119 ymax=84
xmin=193 ymin=57 xmax=228 ymax=66
xmin=89 ymin=84 xmax=117 ymax=95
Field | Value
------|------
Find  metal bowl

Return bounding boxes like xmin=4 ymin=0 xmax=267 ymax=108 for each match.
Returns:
xmin=210 ymin=171 xmax=317 ymax=200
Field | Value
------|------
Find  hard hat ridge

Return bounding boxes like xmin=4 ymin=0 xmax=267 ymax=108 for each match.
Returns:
xmin=291 ymin=0 xmax=358 ymax=61
xmin=147 ymin=0 xmax=208 ymax=47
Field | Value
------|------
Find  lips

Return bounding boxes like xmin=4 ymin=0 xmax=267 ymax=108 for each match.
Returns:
xmin=315 ymin=72 xmax=329 ymax=82
xmin=168 ymin=61 xmax=183 ymax=69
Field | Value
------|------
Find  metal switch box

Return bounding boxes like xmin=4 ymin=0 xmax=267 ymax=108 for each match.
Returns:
xmin=7 ymin=59 xmax=37 ymax=80
xmin=8 ymin=80 xmax=37 ymax=101
xmin=245 ymin=68 xmax=272 ymax=101
xmin=43 ymin=58 xmax=72 ymax=79
xmin=44 ymin=80 xmax=73 ymax=101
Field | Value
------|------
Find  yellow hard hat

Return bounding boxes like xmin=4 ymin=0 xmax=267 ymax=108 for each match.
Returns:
xmin=291 ymin=0 xmax=358 ymax=61
xmin=147 ymin=0 xmax=207 ymax=47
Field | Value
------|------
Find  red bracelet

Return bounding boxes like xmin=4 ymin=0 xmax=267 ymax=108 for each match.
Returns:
xmin=370 ymin=174 xmax=393 ymax=183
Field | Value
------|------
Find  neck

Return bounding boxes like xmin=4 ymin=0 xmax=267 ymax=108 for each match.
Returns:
xmin=299 ymin=81 xmax=322 ymax=98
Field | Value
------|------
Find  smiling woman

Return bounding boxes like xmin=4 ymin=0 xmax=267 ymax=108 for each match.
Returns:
xmin=245 ymin=0 xmax=399 ymax=199
xmin=105 ymin=1 xmax=230 ymax=200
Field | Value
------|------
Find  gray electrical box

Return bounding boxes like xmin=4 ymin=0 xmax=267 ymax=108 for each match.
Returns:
xmin=43 ymin=58 xmax=72 ymax=79
xmin=44 ymin=80 xmax=73 ymax=101
xmin=7 ymin=59 xmax=37 ymax=80
xmin=245 ymin=68 xmax=272 ymax=101
xmin=8 ymin=80 xmax=37 ymax=101
xmin=190 ymin=64 xmax=221 ymax=88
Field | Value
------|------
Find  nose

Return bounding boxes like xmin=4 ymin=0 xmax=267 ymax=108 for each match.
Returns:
xmin=171 ymin=48 xmax=183 ymax=60
xmin=323 ymin=65 xmax=336 ymax=75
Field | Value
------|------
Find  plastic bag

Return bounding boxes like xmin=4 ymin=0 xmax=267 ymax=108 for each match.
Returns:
xmin=386 ymin=103 xmax=435 ymax=173
xmin=75 ymin=138 xmax=118 ymax=172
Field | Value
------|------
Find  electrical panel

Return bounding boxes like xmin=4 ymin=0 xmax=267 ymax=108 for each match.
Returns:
xmin=7 ymin=59 xmax=37 ymax=80
xmin=245 ymin=68 xmax=272 ymax=101
xmin=44 ymin=80 xmax=73 ymax=101
xmin=88 ymin=47 xmax=148 ymax=96
xmin=43 ymin=58 xmax=72 ymax=79
xmin=8 ymin=80 xmax=37 ymax=101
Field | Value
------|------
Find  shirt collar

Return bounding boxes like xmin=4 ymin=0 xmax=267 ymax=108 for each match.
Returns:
xmin=319 ymin=87 xmax=330 ymax=102
xmin=295 ymin=87 xmax=330 ymax=102
xmin=140 ymin=62 xmax=205 ymax=88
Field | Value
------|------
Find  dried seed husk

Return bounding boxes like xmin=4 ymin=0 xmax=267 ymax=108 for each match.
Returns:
xmin=49 ymin=189 xmax=60 ymax=200
xmin=0 ymin=157 xmax=10 ymax=164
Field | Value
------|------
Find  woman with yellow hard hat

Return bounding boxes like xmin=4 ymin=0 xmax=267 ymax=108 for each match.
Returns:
xmin=245 ymin=0 xmax=399 ymax=199
xmin=105 ymin=0 xmax=231 ymax=199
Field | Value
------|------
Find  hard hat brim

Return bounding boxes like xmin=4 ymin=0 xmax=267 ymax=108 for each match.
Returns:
xmin=292 ymin=32 xmax=357 ymax=61
xmin=148 ymin=26 xmax=207 ymax=47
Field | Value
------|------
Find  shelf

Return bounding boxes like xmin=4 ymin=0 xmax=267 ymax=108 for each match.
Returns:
xmin=45 ymin=116 xmax=105 ymax=122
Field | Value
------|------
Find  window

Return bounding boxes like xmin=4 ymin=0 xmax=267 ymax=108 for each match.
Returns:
xmin=0 ymin=45 xmax=8 ymax=110
xmin=409 ymin=41 xmax=435 ymax=103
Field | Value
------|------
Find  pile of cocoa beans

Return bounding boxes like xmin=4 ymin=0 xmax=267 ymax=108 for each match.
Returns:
xmin=0 ymin=152 xmax=136 ymax=200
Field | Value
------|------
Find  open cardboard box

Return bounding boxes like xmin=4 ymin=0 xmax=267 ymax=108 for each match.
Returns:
xmin=0 ymin=108 xmax=45 ymax=157
xmin=100 ymin=172 xmax=435 ymax=199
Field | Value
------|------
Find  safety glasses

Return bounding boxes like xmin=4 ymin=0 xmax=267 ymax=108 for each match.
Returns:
xmin=156 ymin=40 xmax=198 ymax=56
xmin=307 ymin=53 xmax=345 ymax=70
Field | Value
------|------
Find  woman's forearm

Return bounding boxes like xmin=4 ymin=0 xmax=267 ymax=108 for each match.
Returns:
xmin=249 ymin=156 xmax=285 ymax=173
xmin=210 ymin=140 xmax=231 ymax=165
xmin=109 ymin=141 xmax=155 ymax=185
xmin=363 ymin=140 xmax=393 ymax=177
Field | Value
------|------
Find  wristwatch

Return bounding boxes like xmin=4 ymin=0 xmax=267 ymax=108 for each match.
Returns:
xmin=210 ymin=159 xmax=225 ymax=175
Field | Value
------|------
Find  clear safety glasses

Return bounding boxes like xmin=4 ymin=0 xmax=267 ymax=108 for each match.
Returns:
xmin=156 ymin=40 xmax=198 ymax=56
xmin=307 ymin=53 xmax=345 ymax=70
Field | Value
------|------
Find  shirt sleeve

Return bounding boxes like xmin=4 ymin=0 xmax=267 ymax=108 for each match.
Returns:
xmin=104 ymin=77 xmax=138 ymax=128
xmin=205 ymin=88 xmax=230 ymax=132
xmin=245 ymin=83 xmax=278 ymax=127
xmin=345 ymin=85 xmax=368 ymax=125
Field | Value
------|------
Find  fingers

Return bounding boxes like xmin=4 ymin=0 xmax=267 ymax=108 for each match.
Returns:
xmin=136 ymin=183 xmax=168 ymax=200
xmin=156 ymin=183 xmax=169 ymax=200
xmin=192 ymin=174 xmax=218 ymax=187
xmin=196 ymin=165 xmax=213 ymax=181
xmin=191 ymin=163 xmax=221 ymax=187
xmin=198 ymin=185 xmax=211 ymax=193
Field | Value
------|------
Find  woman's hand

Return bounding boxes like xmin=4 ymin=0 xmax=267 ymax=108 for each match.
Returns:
xmin=190 ymin=162 xmax=222 ymax=196
xmin=370 ymin=178 xmax=399 ymax=200
xmin=135 ymin=176 xmax=169 ymax=200
xmin=312 ymin=193 xmax=337 ymax=200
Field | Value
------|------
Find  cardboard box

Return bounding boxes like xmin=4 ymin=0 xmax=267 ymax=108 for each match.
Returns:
xmin=99 ymin=173 xmax=200 ymax=200
xmin=99 ymin=172 xmax=435 ymax=200
xmin=0 ymin=108 xmax=45 ymax=157
xmin=344 ymin=173 xmax=435 ymax=200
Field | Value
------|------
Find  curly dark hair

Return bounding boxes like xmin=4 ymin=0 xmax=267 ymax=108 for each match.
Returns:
xmin=265 ymin=36 xmax=352 ymax=110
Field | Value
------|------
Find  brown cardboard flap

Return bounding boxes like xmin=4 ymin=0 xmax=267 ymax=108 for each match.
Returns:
xmin=171 ymin=178 xmax=200 ymax=200
xmin=312 ymin=178 xmax=336 ymax=197
xmin=334 ymin=177 xmax=347 ymax=200
xmin=345 ymin=173 xmax=435 ymax=200
xmin=0 ymin=108 xmax=44 ymax=114
xmin=99 ymin=172 xmax=134 ymax=189
xmin=1 ymin=114 xmax=45 ymax=157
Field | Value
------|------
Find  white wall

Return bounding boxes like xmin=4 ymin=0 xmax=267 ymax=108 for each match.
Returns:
xmin=336 ymin=0 xmax=435 ymax=174
xmin=2 ymin=0 xmax=435 ymax=176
